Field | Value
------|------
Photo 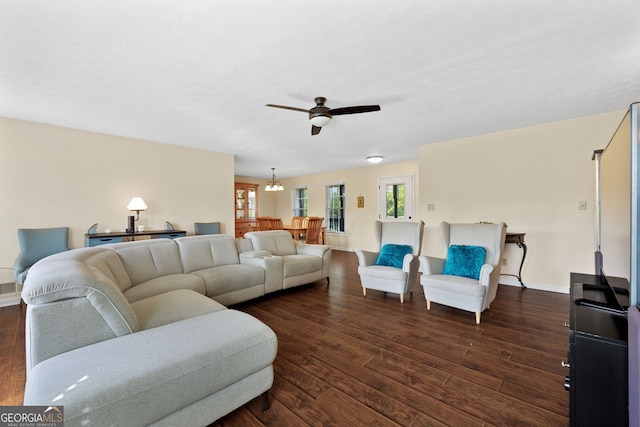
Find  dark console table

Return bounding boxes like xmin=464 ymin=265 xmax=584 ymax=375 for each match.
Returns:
xmin=85 ymin=229 xmax=186 ymax=247
xmin=503 ymin=232 xmax=527 ymax=288
xmin=565 ymin=272 xmax=628 ymax=427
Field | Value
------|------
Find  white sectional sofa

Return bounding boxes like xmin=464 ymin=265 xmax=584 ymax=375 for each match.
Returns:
xmin=21 ymin=233 xmax=330 ymax=426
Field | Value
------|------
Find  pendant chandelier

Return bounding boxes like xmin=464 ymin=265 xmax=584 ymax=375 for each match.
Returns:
xmin=265 ymin=167 xmax=284 ymax=191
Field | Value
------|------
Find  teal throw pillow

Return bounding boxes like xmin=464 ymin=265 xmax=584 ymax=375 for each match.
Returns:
xmin=442 ymin=245 xmax=487 ymax=279
xmin=375 ymin=244 xmax=413 ymax=269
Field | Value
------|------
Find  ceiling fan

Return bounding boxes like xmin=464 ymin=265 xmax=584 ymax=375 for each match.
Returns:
xmin=266 ymin=97 xmax=381 ymax=135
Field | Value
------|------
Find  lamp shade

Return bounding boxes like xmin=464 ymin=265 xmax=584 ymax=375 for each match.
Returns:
xmin=127 ymin=197 xmax=147 ymax=211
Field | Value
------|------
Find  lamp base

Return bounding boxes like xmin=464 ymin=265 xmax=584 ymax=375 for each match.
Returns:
xmin=127 ymin=215 xmax=135 ymax=233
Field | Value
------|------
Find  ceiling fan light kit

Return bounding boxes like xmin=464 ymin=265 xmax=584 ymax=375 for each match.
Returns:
xmin=266 ymin=96 xmax=380 ymax=135
xmin=367 ymin=155 xmax=384 ymax=164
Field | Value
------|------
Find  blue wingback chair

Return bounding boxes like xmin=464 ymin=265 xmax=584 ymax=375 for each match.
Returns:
xmin=14 ymin=227 xmax=70 ymax=285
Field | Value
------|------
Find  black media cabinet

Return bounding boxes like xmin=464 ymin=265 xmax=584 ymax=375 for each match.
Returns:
xmin=566 ymin=272 xmax=628 ymax=426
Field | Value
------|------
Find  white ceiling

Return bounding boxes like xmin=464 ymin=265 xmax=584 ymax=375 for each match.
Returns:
xmin=2 ymin=1 xmax=640 ymax=180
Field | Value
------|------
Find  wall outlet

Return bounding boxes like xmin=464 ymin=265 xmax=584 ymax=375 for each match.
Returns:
xmin=427 ymin=203 xmax=436 ymax=211
xmin=501 ymin=257 xmax=508 ymax=266
xmin=579 ymin=200 xmax=587 ymax=210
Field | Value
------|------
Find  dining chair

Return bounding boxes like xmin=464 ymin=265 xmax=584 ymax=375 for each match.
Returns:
xmin=305 ymin=217 xmax=324 ymax=244
xmin=291 ymin=216 xmax=304 ymax=239
xmin=269 ymin=218 xmax=284 ymax=230
xmin=291 ymin=216 xmax=304 ymax=228
xmin=256 ymin=217 xmax=272 ymax=231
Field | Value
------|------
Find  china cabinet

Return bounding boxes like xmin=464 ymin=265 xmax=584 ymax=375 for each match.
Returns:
xmin=234 ymin=183 xmax=258 ymax=238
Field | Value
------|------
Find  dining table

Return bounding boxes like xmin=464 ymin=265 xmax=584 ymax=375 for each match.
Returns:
xmin=282 ymin=224 xmax=326 ymax=244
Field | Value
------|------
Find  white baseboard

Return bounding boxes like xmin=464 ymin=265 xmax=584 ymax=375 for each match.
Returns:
xmin=499 ymin=275 xmax=569 ymax=294
xmin=0 ymin=293 xmax=21 ymax=307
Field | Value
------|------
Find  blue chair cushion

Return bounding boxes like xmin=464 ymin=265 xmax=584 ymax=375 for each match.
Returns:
xmin=14 ymin=227 xmax=69 ymax=283
xmin=442 ymin=245 xmax=486 ymax=279
xmin=375 ymin=244 xmax=413 ymax=269
xmin=194 ymin=222 xmax=221 ymax=235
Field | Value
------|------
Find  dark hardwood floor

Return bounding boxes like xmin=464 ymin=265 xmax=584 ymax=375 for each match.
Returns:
xmin=0 ymin=250 xmax=570 ymax=426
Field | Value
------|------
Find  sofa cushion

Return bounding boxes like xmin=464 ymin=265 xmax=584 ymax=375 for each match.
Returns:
xmin=245 ymin=231 xmax=297 ymax=256
xmin=282 ymin=254 xmax=322 ymax=278
xmin=358 ymin=264 xmax=408 ymax=281
xmin=107 ymin=240 xmax=184 ymax=285
xmin=191 ymin=264 xmax=264 ymax=297
xmin=176 ymin=235 xmax=241 ymax=272
xmin=24 ymin=310 xmax=277 ymax=427
xmin=131 ymin=289 xmax=227 ymax=330
xmin=443 ymin=245 xmax=486 ymax=280
xmin=123 ymin=274 xmax=206 ymax=303
xmin=422 ymin=274 xmax=487 ymax=297
xmin=85 ymin=250 xmax=134 ymax=293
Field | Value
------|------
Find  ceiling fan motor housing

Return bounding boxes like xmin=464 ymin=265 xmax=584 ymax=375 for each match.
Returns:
xmin=309 ymin=96 xmax=331 ymax=127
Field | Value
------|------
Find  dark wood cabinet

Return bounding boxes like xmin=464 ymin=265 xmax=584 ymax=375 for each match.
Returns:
xmin=567 ymin=272 xmax=628 ymax=427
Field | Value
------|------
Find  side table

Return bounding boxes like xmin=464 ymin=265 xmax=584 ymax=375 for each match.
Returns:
xmin=504 ymin=232 xmax=527 ymax=288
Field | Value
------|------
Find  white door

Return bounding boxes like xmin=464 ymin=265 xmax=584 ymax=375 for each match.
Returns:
xmin=378 ymin=175 xmax=414 ymax=220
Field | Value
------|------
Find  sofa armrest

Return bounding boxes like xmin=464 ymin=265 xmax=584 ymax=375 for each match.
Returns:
xmin=355 ymin=250 xmax=379 ymax=267
xmin=478 ymin=263 xmax=495 ymax=286
xmin=240 ymin=252 xmax=284 ymax=294
xmin=239 ymin=250 xmax=272 ymax=259
xmin=402 ymin=253 xmax=418 ymax=271
xmin=418 ymin=256 xmax=445 ymax=275
xmin=293 ymin=241 xmax=330 ymax=257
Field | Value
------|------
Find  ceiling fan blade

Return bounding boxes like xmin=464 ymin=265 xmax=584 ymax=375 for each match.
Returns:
xmin=311 ymin=125 xmax=322 ymax=135
xmin=265 ymin=104 xmax=310 ymax=113
xmin=329 ymin=105 xmax=381 ymax=116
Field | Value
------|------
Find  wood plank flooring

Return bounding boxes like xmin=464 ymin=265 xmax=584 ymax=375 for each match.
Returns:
xmin=0 ymin=250 xmax=570 ymax=426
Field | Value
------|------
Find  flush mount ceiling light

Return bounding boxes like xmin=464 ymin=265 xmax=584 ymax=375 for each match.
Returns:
xmin=367 ymin=155 xmax=384 ymax=164
xmin=265 ymin=168 xmax=284 ymax=191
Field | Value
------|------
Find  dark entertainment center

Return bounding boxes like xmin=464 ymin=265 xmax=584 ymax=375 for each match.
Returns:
xmin=567 ymin=272 xmax=629 ymax=426
xmin=566 ymin=102 xmax=639 ymax=426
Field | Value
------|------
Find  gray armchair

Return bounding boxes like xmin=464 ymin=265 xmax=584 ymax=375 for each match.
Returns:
xmin=356 ymin=220 xmax=425 ymax=303
xmin=194 ymin=222 xmax=221 ymax=235
xmin=14 ymin=227 xmax=70 ymax=285
xmin=419 ymin=222 xmax=507 ymax=324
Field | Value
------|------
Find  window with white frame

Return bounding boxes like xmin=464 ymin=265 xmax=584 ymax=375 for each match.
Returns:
xmin=292 ymin=187 xmax=308 ymax=217
xmin=325 ymin=182 xmax=345 ymax=233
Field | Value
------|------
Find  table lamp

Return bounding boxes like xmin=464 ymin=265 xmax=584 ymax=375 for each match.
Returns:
xmin=126 ymin=197 xmax=147 ymax=232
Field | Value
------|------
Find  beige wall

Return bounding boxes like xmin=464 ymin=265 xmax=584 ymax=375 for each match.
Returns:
xmin=419 ymin=110 xmax=627 ymax=292
xmin=266 ymin=160 xmax=419 ymax=251
xmin=1 ymin=109 xmax=628 ymax=295
xmin=0 ymin=117 xmax=234 ymax=270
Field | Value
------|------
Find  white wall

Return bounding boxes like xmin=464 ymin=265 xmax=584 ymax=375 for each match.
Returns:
xmin=419 ymin=110 xmax=627 ymax=292
xmin=0 ymin=117 xmax=235 ymax=270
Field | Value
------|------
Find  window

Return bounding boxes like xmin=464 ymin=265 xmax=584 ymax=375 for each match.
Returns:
xmin=325 ymin=182 xmax=345 ymax=232
xmin=385 ymin=183 xmax=405 ymax=218
xmin=292 ymin=187 xmax=308 ymax=217
xmin=378 ymin=175 xmax=414 ymax=220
